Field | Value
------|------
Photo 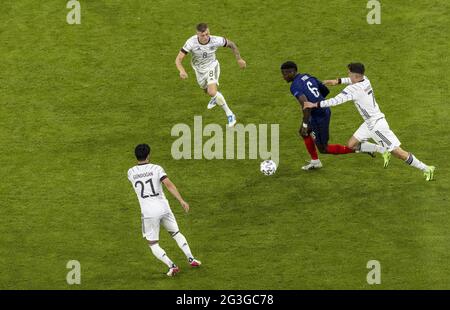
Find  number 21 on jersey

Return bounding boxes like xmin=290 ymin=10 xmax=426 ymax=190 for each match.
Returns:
xmin=135 ymin=179 xmax=159 ymax=199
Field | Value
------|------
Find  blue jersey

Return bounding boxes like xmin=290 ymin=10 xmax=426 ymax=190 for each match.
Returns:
xmin=290 ymin=73 xmax=330 ymax=118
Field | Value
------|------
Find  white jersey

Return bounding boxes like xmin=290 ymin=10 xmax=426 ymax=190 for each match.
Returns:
xmin=127 ymin=163 xmax=170 ymax=217
xmin=319 ymin=76 xmax=385 ymax=129
xmin=181 ymin=35 xmax=227 ymax=72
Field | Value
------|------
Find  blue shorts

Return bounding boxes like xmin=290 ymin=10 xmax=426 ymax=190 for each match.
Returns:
xmin=309 ymin=109 xmax=331 ymax=146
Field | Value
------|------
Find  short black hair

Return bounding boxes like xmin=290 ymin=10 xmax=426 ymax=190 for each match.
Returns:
xmin=135 ymin=144 xmax=150 ymax=161
xmin=280 ymin=61 xmax=298 ymax=71
xmin=196 ymin=23 xmax=208 ymax=32
xmin=348 ymin=63 xmax=365 ymax=75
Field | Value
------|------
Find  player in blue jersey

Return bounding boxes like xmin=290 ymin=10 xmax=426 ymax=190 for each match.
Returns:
xmin=281 ymin=61 xmax=362 ymax=170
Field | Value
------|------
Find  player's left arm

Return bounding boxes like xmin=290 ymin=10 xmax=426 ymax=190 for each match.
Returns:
xmin=225 ymin=39 xmax=246 ymax=69
xmin=162 ymin=178 xmax=189 ymax=213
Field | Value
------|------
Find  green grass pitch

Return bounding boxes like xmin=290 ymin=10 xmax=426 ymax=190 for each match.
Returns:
xmin=0 ymin=0 xmax=449 ymax=289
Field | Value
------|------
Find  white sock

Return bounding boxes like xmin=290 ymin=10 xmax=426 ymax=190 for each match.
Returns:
xmin=360 ymin=142 xmax=386 ymax=154
xmin=216 ymin=92 xmax=233 ymax=117
xmin=149 ymin=243 xmax=174 ymax=268
xmin=172 ymin=232 xmax=194 ymax=260
xmin=405 ymin=153 xmax=428 ymax=172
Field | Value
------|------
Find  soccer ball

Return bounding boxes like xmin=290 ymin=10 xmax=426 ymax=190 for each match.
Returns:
xmin=260 ymin=160 xmax=277 ymax=176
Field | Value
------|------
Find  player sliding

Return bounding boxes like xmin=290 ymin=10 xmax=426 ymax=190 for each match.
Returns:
xmin=304 ymin=63 xmax=435 ymax=181
xmin=175 ymin=23 xmax=246 ymax=127
xmin=127 ymin=144 xmax=202 ymax=277
xmin=281 ymin=61 xmax=367 ymax=171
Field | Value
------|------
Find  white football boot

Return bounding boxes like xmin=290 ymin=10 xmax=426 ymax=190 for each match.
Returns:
xmin=166 ymin=265 xmax=180 ymax=277
xmin=207 ymin=96 xmax=217 ymax=109
xmin=189 ymin=258 xmax=202 ymax=267
xmin=227 ymin=114 xmax=237 ymax=127
xmin=301 ymin=159 xmax=323 ymax=171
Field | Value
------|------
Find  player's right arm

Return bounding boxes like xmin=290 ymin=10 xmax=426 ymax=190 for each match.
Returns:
xmin=323 ymin=77 xmax=353 ymax=86
xmin=303 ymin=85 xmax=356 ymax=109
xmin=296 ymin=94 xmax=311 ymax=137
xmin=175 ymin=51 xmax=188 ymax=79
xmin=162 ymin=177 xmax=189 ymax=212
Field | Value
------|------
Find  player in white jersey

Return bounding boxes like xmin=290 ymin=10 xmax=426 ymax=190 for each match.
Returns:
xmin=304 ymin=63 xmax=435 ymax=181
xmin=175 ymin=23 xmax=247 ymax=127
xmin=127 ymin=144 xmax=202 ymax=277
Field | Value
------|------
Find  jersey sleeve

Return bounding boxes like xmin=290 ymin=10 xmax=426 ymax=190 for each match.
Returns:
xmin=158 ymin=166 xmax=168 ymax=182
xmin=290 ymin=81 xmax=304 ymax=98
xmin=127 ymin=168 xmax=133 ymax=183
xmin=181 ymin=39 xmax=192 ymax=54
xmin=213 ymin=36 xmax=228 ymax=48
xmin=339 ymin=77 xmax=352 ymax=85
xmin=319 ymin=85 xmax=356 ymax=108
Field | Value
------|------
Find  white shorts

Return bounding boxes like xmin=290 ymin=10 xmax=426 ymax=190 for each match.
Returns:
xmin=353 ymin=118 xmax=401 ymax=152
xmin=194 ymin=62 xmax=220 ymax=89
xmin=141 ymin=211 xmax=180 ymax=241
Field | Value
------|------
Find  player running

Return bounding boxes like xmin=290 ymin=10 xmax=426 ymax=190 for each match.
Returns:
xmin=175 ymin=23 xmax=247 ymax=127
xmin=304 ymin=63 xmax=435 ymax=181
xmin=281 ymin=61 xmax=364 ymax=171
xmin=127 ymin=144 xmax=202 ymax=277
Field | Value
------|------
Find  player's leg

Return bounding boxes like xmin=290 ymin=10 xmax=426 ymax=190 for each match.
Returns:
xmin=142 ymin=217 xmax=179 ymax=276
xmin=162 ymin=212 xmax=202 ymax=267
xmin=208 ymin=83 xmax=236 ymax=127
xmin=301 ymin=125 xmax=319 ymax=160
xmin=350 ymin=122 xmax=387 ymax=160
xmin=347 ymin=122 xmax=378 ymax=153
xmin=347 ymin=135 xmax=361 ymax=150
xmin=359 ymin=141 xmax=386 ymax=154
xmin=373 ymin=124 xmax=436 ymax=181
xmin=195 ymin=68 xmax=208 ymax=92
xmin=195 ymin=68 xmax=221 ymax=109
xmin=368 ymin=119 xmax=401 ymax=168
xmin=390 ymin=147 xmax=435 ymax=181
xmin=313 ymin=111 xmax=354 ymax=155
xmin=345 ymin=135 xmax=375 ymax=157
xmin=302 ymin=135 xmax=323 ymax=170
xmin=148 ymin=240 xmax=179 ymax=276
xmin=206 ymin=63 xmax=236 ymax=127
xmin=311 ymin=116 xmax=328 ymax=154
xmin=320 ymin=143 xmax=354 ymax=155
xmin=300 ymin=126 xmax=322 ymax=170
xmin=302 ymin=135 xmax=320 ymax=160
xmin=206 ymin=82 xmax=219 ymax=106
